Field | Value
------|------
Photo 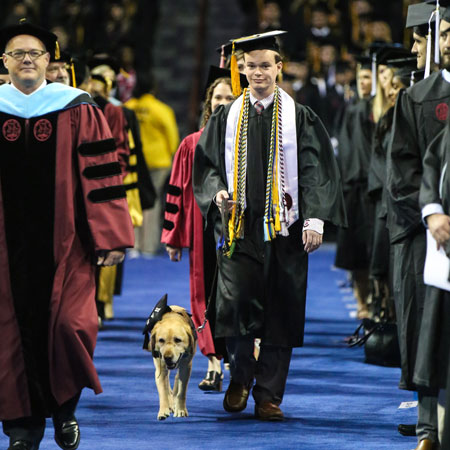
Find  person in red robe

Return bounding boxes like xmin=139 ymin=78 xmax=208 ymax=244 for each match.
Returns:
xmin=161 ymin=73 xmax=236 ymax=392
xmin=0 ymin=22 xmax=134 ymax=450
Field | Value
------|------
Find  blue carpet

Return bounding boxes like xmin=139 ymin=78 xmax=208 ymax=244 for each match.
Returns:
xmin=1 ymin=245 xmax=419 ymax=449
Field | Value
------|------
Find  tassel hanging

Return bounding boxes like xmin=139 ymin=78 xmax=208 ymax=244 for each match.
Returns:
xmin=435 ymin=2 xmax=440 ymax=65
xmin=424 ymin=30 xmax=432 ymax=78
xmin=70 ymin=62 xmax=76 ymax=87
xmin=230 ymin=42 xmax=241 ymax=96
xmin=370 ymin=53 xmax=377 ymax=97
xmin=55 ymin=41 xmax=60 ymax=60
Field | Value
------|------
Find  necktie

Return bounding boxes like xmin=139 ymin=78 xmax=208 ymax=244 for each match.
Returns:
xmin=254 ymin=100 xmax=264 ymax=115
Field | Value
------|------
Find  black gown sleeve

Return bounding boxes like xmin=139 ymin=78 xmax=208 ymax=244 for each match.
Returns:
xmin=193 ymin=105 xmax=228 ymax=222
xmin=419 ymin=127 xmax=447 ymax=210
xmin=297 ymin=104 xmax=347 ymax=227
xmin=386 ymin=89 xmax=423 ymax=240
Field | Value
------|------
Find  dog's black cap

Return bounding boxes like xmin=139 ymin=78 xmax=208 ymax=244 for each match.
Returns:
xmin=142 ymin=294 xmax=172 ymax=350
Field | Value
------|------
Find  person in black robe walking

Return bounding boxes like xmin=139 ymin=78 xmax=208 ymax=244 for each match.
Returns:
xmin=193 ymin=30 xmax=346 ymax=421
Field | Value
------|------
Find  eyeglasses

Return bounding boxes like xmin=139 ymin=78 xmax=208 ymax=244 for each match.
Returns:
xmin=4 ymin=49 xmax=48 ymax=61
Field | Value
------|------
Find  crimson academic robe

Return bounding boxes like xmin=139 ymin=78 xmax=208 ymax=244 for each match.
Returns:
xmin=0 ymin=83 xmax=134 ymax=420
xmin=161 ymin=129 xmax=220 ymax=358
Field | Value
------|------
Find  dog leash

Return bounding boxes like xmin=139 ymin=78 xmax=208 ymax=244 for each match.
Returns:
xmin=197 ymin=262 xmax=219 ymax=333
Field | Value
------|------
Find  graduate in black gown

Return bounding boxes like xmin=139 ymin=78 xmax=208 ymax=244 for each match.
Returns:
xmin=334 ymin=53 xmax=375 ymax=319
xmin=386 ymin=3 xmax=450 ymax=448
xmin=416 ymin=121 xmax=450 ymax=447
xmin=193 ymin=30 xmax=346 ymax=421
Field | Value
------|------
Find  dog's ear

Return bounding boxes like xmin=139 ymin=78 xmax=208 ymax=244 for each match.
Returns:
xmin=187 ymin=331 xmax=195 ymax=356
xmin=149 ymin=331 xmax=155 ymax=354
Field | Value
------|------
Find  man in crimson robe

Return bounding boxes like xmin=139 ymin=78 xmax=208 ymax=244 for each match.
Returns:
xmin=0 ymin=21 xmax=134 ymax=450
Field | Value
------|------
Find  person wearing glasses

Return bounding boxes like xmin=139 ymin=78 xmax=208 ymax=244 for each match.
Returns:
xmin=0 ymin=21 xmax=134 ymax=450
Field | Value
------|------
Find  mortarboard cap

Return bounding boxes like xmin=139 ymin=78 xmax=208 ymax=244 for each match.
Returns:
xmin=232 ymin=30 xmax=286 ymax=54
xmin=228 ymin=30 xmax=286 ymax=95
xmin=0 ymin=19 xmax=59 ymax=59
xmin=376 ymin=45 xmax=411 ymax=66
xmin=406 ymin=2 xmax=437 ymax=28
xmin=50 ymin=49 xmax=71 ymax=63
xmin=142 ymin=294 xmax=172 ymax=352
xmin=88 ymin=54 xmax=121 ymax=75
xmin=355 ymin=55 xmax=372 ymax=70
xmin=204 ymin=65 xmax=248 ymax=96
xmin=386 ymin=56 xmax=417 ymax=86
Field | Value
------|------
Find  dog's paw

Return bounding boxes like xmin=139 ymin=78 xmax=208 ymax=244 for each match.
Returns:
xmin=157 ymin=408 xmax=172 ymax=420
xmin=173 ymin=406 xmax=188 ymax=418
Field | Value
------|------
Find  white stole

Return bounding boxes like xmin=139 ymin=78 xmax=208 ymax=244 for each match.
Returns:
xmin=224 ymin=87 xmax=299 ymax=231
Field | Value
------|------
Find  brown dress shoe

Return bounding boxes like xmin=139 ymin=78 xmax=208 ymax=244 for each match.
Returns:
xmin=414 ymin=439 xmax=436 ymax=450
xmin=223 ymin=380 xmax=252 ymax=412
xmin=255 ymin=401 xmax=285 ymax=421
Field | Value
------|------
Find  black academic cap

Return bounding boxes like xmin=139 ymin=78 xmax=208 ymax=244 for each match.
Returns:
xmin=232 ymin=30 xmax=286 ymax=53
xmin=204 ymin=65 xmax=247 ymax=95
xmin=142 ymin=294 xmax=172 ymax=351
xmin=88 ymin=54 xmax=121 ymax=74
xmin=50 ymin=49 xmax=71 ymax=63
xmin=355 ymin=55 xmax=372 ymax=70
xmin=216 ymin=42 xmax=233 ymax=59
xmin=387 ymin=56 xmax=417 ymax=84
xmin=376 ymin=45 xmax=411 ymax=65
xmin=72 ymin=56 xmax=89 ymax=87
xmin=406 ymin=2 xmax=437 ymax=28
xmin=0 ymin=19 xmax=59 ymax=57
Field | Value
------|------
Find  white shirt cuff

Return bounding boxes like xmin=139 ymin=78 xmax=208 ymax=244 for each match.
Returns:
xmin=303 ymin=218 xmax=324 ymax=235
xmin=422 ymin=203 xmax=444 ymax=222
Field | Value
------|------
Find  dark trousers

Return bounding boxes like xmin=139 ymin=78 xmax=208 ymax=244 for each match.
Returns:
xmin=226 ymin=336 xmax=292 ymax=405
xmin=2 ymin=392 xmax=80 ymax=447
xmin=2 ymin=416 xmax=45 ymax=447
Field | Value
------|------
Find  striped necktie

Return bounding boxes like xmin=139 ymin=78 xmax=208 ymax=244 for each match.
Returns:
xmin=254 ymin=100 xmax=264 ymax=115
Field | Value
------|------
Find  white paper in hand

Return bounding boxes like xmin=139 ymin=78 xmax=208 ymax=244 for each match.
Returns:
xmin=424 ymin=229 xmax=450 ymax=292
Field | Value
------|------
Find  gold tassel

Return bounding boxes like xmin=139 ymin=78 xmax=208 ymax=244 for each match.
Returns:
xmin=70 ymin=62 xmax=76 ymax=87
xmin=55 ymin=41 xmax=60 ymax=60
xmin=230 ymin=42 xmax=241 ymax=96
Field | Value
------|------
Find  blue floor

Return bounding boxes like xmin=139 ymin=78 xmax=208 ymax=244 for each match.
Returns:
xmin=1 ymin=245 xmax=419 ymax=449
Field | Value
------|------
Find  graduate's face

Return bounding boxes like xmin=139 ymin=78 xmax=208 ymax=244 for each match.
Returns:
xmin=440 ymin=19 xmax=450 ymax=70
xmin=244 ymin=50 xmax=282 ymax=98
xmin=211 ymin=82 xmax=235 ymax=112
xmin=387 ymin=75 xmax=405 ymax=107
xmin=411 ymin=32 xmax=427 ymax=69
xmin=46 ymin=61 xmax=70 ymax=85
xmin=357 ymin=68 xmax=372 ymax=97
xmin=3 ymin=35 xmax=49 ymax=93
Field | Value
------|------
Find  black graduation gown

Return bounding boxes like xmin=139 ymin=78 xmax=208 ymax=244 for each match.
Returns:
xmin=368 ymin=108 xmax=393 ymax=279
xmin=335 ymin=98 xmax=375 ymax=270
xmin=193 ymin=99 xmax=346 ymax=347
xmin=386 ymin=70 xmax=450 ymax=390
xmin=413 ymin=126 xmax=450 ymax=392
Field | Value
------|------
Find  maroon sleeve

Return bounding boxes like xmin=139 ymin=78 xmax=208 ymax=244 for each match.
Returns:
xmin=104 ymin=103 xmax=130 ymax=177
xmin=161 ymin=136 xmax=192 ymax=248
xmin=75 ymin=104 xmax=134 ymax=251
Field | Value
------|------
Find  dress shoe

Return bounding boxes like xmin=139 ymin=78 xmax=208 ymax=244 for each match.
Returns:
xmin=223 ymin=379 xmax=252 ymax=412
xmin=53 ymin=419 xmax=80 ymax=450
xmin=254 ymin=401 xmax=285 ymax=421
xmin=413 ymin=438 xmax=436 ymax=450
xmin=8 ymin=440 xmax=36 ymax=450
xmin=398 ymin=423 xmax=416 ymax=436
xmin=198 ymin=371 xmax=224 ymax=392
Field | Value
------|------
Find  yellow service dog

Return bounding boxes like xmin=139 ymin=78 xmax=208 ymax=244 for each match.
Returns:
xmin=144 ymin=301 xmax=197 ymax=420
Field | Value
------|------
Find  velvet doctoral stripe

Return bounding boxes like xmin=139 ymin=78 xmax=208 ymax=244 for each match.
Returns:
xmin=0 ymin=111 xmax=57 ymax=416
